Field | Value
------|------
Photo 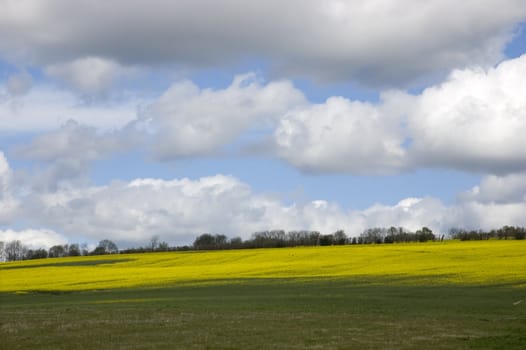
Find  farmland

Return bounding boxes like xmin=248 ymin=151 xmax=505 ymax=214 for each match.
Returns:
xmin=1 ymin=240 xmax=525 ymax=349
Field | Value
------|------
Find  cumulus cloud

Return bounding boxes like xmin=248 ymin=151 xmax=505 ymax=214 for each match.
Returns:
xmin=0 ymin=151 xmax=9 ymax=175
xmin=5 ymin=71 xmax=33 ymax=97
xmin=10 ymin=171 xmax=524 ymax=247
xmin=453 ymin=173 xmax=526 ymax=230
xmin=459 ymin=173 xmax=526 ymax=204
xmin=1 ymin=1 xmax=525 ymax=251
xmin=359 ymin=197 xmax=450 ymax=233
xmin=452 ymin=201 xmax=526 ymax=230
xmin=408 ymin=54 xmax=526 ymax=173
xmin=15 ymin=120 xmax=129 ymax=191
xmin=275 ymin=92 xmax=410 ymax=174
xmin=0 ymin=151 xmax=18 ymax=224
xmin=0 ymin=0 xmax=524 ymax=86
xmin=0 ymin=228 xmax=68 ymax=250
xmin=45 ymin=56 xmax=130 ymax=97
xmin=22 ymin=175 xmax=272 ymax=246
xmin=1 ymin=73 xmax=305 ymax=192
xmin=0 ymin=71 xmax=33 ymax=112
xmin=4 ymin=54 xmax=525 ymax=176
xmin=451 ymin=179 xmax=526 ymax=229
xmin=274 ymin=55 xmax=526 ymax=175
xmin=16 ymin=119 xmax=123 ymax=162
xmin=19 ymin=174 xmax=366 ymax=246
xmin=0 ymin=84 xmax=141 ymax=132
xmin=136 ymin=73 xmax=306 ymax=159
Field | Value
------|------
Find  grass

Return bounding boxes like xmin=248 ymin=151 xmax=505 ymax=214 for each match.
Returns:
xmin=1 ymin=240 xmax=525 ymax=349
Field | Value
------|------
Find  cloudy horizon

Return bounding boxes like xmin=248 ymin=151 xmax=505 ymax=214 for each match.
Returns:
xmin=1 ymin=1 xmax=526 ymax=249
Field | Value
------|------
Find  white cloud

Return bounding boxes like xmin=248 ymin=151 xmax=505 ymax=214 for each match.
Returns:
xmin=4 ymin=54 xmax=525 ymax=176
xmin=22 ymin=175 xmax=272 ymax=245
xmin=0 ymin=0 xmax=524 ymax=86
xmin=452 ymin=201 xmax=526 ymax=230
xmin=6 ymin=71 xmax=33 ymax=96
xmin=442 ymin=173 xmax=526 ymax=230
xmin=0 ymin=228 xmax=68 ymax=250
xmin=0 ymin=151 xmax=9 ymax=175
xmin=19 ymin=174 xmax=365 ymax=246
xmin=1 ymin=73 xmax=306 ymax=193
xmin=45 ymin=56 xmax=130 ymax=97
xmin=1 ymin=1 xmax=525 ymax=251
xmin=408 ymin=54 xmax=526 ymax=173
xmin=14 ymin=120 xmax=129 ymax=191
xmin=0 ymin=84 xmax=141 ymax=132
xmin=360 ymin=197 xmax=450 ymax=233
xmin=0 ymin=151 xmax=18 ymax=224
xmin=137 ymin=73 xmax=306 ymax=159
xmin=459 ymin=173 xmax=526 ymax=204
xmin=274 ymin=55 xmax=526 ymax=175
xmin=10 ymin=171 xmax=524 ymax=247
xmin=16 ymin=120 xmax=121 ymax=162
xmin=274 ymin=92 xmax=410 ymax=174
xmin=0 ymin=72 xmax=33 ymax=112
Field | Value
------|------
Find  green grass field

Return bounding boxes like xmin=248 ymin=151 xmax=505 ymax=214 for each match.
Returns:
xmin=1 ymin=241 xmax=525 ymax=349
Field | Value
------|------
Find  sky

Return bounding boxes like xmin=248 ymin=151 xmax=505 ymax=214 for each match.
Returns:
xmin=1 ymin=0 xmax=526 ymax=249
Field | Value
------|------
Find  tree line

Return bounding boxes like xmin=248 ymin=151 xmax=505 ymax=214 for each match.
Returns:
xmin=185 ymin=225 xmax=525 ymax=249
xmin=191 ymin=226 xmax=441 ymax=250
xmin=1 ymin=225 xmax=524 ymax=262
xmin=0 ymin=239 xmax=119 ymax=262
xmin=448 ymin=226 xmax=525 ymax=241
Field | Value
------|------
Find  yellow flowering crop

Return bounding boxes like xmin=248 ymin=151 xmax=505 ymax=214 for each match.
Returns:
xmin=1 ymin=240 xmax=525 ymax=292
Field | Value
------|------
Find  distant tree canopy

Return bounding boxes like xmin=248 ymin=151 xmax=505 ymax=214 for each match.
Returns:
xmin=0 ymin=240 xmax=93 ymax=262
xmin=91 ymin=239 xmax=119 ymax=255
xmin=48 ymin=245 xmax=66 ymax=258
xmin=193 ymin=233 xmax=228 ymax=250
xmin=359 ymin=226 xmax=438 ymax=244
xmin=449 ymin=226 xmax=525 ymax=241
xmin=1 ymin=225 xmax=525 ymax=262
xmin=190 ymin=227 xmax=440 ymax=249
xmin=192 ymin=230 xmax=326 ymax=250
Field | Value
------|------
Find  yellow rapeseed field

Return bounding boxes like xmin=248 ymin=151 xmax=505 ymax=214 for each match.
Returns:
xmin=1 ymin=240 xmax=525 ymax=292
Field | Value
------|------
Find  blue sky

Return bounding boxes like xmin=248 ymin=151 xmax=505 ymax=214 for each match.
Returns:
xmin=1 ymin=1 xmax=526 ymax=248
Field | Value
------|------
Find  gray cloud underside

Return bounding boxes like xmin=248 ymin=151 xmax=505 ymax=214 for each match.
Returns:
xmin=13 ymin=120 xmax=130 ymax=191
xmin=1 ymin=0 xmax=525 ymax=86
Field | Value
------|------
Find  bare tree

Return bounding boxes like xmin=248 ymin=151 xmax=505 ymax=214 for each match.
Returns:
xmin=0 ymin=241 xmax=5 ymax=262
xmin=4 ymin=240 xmax=26 ymax=261
xmin=80 ymin=243 xmax=89 ymax=256
xmin=150 ymin=235 xmax=160 ymax=251
xmin=157 ymin=241 xmax=170 ymax=251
